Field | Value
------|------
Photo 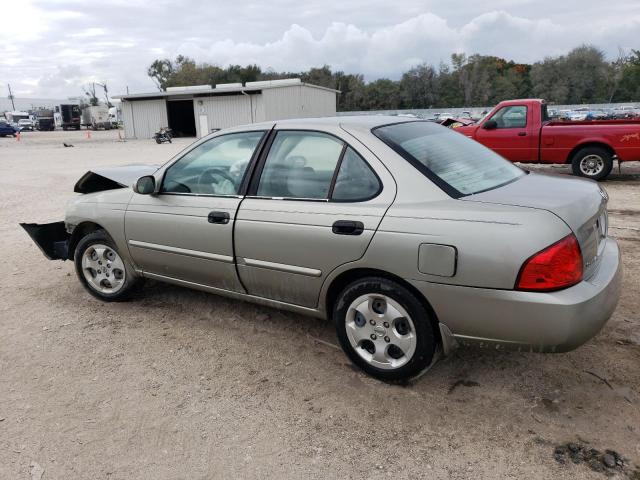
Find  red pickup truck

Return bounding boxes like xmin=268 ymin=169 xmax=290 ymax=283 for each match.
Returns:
xmin=455 ymin=99 xmax=640 ymax=180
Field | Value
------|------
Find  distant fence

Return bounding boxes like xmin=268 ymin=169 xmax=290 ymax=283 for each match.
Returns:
xmin=339 ymin=102 xmax=640 ymax=118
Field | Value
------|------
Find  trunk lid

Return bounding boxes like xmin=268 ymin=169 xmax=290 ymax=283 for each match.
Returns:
xmin=463 ymin=172 xmax=608 ymax=278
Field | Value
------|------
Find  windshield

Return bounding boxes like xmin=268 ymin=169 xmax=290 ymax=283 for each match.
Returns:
xmin=373 ymin=121 xmax=524 ymax=197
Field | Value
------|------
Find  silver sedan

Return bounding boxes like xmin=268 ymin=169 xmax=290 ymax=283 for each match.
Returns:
xmin=22 ymin=116 xmax=622 ymax=381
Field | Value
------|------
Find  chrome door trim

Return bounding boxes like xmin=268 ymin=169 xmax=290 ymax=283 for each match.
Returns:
xmin=158 ymin=192 xmax=244 ymax=199
xmin=244 ymin=196 xmax=330 ymax=202
xmin=241 ymin=257 xmax=322 ymax=277
xmin=128 ymin=239 xmax=234 ymax=263
xmin=142 ymin=271 xmax=324 ymax=318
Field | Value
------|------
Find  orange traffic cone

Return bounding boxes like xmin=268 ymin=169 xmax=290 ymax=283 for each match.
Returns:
xmin=16 ymin=132 xmax=21 ymax=142
xmin=86 ymin=129 xmax=91 ymax=139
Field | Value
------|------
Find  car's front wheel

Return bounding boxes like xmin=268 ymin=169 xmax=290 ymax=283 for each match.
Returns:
xmin=334 ymin=277 xmax=437 ymax=382
xmin=74 ymin=230 xmax=138 ymax=301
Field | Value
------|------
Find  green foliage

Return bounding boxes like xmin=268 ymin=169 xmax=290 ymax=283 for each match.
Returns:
xmin=148 ymin=46 xmax=640 ymax=111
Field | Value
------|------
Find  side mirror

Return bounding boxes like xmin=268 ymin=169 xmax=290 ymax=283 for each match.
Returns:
xmin=134 ymin=175 xmax=156 ymax=195
xmin=483 ymin=120 xmax=498 ymax=130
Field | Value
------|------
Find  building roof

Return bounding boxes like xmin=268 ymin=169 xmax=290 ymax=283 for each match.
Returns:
xmin=114 ymin=78 xmax=340 ymax=101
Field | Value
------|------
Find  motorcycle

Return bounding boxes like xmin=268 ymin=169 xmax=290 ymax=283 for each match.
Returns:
xmin=154 ymin=127 xmax=173 ymax=144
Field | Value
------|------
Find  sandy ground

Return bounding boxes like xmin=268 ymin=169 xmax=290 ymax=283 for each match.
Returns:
xmin=0 ymin=129 xmax=639 ymax=479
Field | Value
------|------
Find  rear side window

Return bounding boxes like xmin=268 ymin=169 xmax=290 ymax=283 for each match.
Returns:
xmin=373 ymin=121 xmax=523 ymax=197
xmin=541 ymin=104 xmax=550 ymax=122
xmin=257 ymin=131 xmax=344 ymax=199
xmin=331 ymin=147 xmax=380 ymax=201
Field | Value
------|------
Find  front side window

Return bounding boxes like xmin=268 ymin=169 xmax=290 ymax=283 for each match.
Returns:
xmin=257 ymin=131 xmax=344 ymax=199
xmin=161 ymin=131 xmax=264 ymax=195
xmin=489 ymin=105 xmax=527 ymax=129
xmin=373 ymin=121 xmax=524 ymax=197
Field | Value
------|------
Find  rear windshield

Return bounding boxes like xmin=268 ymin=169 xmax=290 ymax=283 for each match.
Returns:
xmin=373 ymin=121 xmax=524 ymax=197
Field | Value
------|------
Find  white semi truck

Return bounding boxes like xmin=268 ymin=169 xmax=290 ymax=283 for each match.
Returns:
xmin=81 ymin=105 xmax=112 ymax=130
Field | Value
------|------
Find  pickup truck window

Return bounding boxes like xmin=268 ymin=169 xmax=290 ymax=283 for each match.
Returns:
xmin=489 ymin=105 xmax=527 ymax=129
xmin=541 ymin=104 xmax=550 ymax=122
xmin=373 ymin=121 xmax=524 ymax=197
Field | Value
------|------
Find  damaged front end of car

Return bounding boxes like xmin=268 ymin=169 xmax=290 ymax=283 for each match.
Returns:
xmin=21 ymin=164 xmax=158 ymax=261
xmin=20 ymin=221 xmax=71 ymax=260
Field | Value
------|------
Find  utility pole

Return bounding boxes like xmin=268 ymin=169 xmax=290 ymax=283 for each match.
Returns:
xmin=7 ymin=83 xmax=15 ymax=111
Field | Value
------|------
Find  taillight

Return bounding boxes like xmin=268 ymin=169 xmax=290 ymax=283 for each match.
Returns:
xmin=516 ymin=234 xmax=583 ymax=291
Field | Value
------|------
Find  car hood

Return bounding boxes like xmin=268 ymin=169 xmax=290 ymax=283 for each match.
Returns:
xmin=463 ymin=172 xmax=608 ymax=275
xmin=74 ymin=164 xmax=158 ymax=194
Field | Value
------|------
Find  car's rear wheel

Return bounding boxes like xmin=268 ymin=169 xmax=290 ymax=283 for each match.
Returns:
xmin=74 ymin=230 xmax=138 ymax=301
xmin=571 ymin=146 xmax=613 ymax=181
xmin=334 ymin=277 xmax=437 ymax=382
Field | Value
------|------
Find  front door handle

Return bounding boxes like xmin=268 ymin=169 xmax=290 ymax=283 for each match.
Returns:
xmin=332 ymin=220 xmax=364 ymax=236
xmin=517 ymin=132 xmax=527 ymax=136
xmin=208 ymin=211 xmax=230 ymax=224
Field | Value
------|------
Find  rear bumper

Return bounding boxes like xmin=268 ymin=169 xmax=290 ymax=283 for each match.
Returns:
xmin=410 ymin=238 xmax=622 ymax=353
xmin=20 ymin=222 xmax=70 ymax=260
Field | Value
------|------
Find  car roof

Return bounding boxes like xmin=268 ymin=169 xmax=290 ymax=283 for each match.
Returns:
xmin=249 ymin=115 xmax=417 ymax=130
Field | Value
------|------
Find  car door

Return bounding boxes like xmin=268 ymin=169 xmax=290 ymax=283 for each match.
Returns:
xmin=125 ymin=129 xmax=268 ymax=291
xmin=234 ymin=126 xmax=396 ymax=308
xmin=475 ymin=104 xmax=537 ymax=162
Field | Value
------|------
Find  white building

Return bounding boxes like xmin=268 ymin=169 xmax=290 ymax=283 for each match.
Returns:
xmin=113 ymin=78 xmax=338 ymax=139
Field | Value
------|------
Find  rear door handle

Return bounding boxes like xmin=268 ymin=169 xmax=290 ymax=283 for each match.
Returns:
xmin=332 ymin=220 xmax=364 ymax=236
xmin=518 ymin=132 xmax=527 ymax=136
xmin=208 ymin=211 xmax=230 ymax=224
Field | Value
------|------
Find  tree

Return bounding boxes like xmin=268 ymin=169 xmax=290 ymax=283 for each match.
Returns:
xmin=147 ymin=58 xmax=176 ymax=91
xmin=613 ymin=49 xmax=640 ymax=102
xmin=145 ymin=45 xmax=639 ymax=112
xmin=400 ymin=64 xmax=439 ymax=108
xmin=363 ymin=79 xmax=402 ymax=110
xmin=83 ymin=83 xmax=100 ymax=106
xmin=532 ymin=45 xmax=610 ymax=104
xmin=94 ymin=82 xmax=112 ymax=107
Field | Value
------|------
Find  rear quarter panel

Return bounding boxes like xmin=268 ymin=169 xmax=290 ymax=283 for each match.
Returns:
xmin=360 ymin=199 xmax=572 ymax=289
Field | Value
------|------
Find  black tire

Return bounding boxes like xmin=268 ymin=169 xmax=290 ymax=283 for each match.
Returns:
xmin=155 ymin=137 xmax=161 ymax=144
xmin=571 ymin=146 xmax=613 ymax=181
xmin=333 ymin=276 xmax=437 ymax=382
xmin=74 ymin=230 xmax=139 ymax=302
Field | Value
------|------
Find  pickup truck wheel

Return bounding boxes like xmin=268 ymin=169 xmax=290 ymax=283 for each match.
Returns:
xmin=74 ymin=230 xmax=138 ymax=302
xmin=334 ymin=277 xmax=437 ymax=382
xmin=571 ymin=147 xmax=613 ymax=181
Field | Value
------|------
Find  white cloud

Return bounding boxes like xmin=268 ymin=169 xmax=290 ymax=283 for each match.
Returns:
xmin=1 ymin=1 xmax=639 ymax=99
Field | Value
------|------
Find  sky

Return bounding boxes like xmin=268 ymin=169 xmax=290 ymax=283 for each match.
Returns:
xmin=1 ymin=0 xmax=639 ymax=100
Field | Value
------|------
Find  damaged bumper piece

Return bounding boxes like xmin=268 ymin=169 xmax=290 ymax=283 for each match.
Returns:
xmin=20 ymin=222 xmax=70 ymax=260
